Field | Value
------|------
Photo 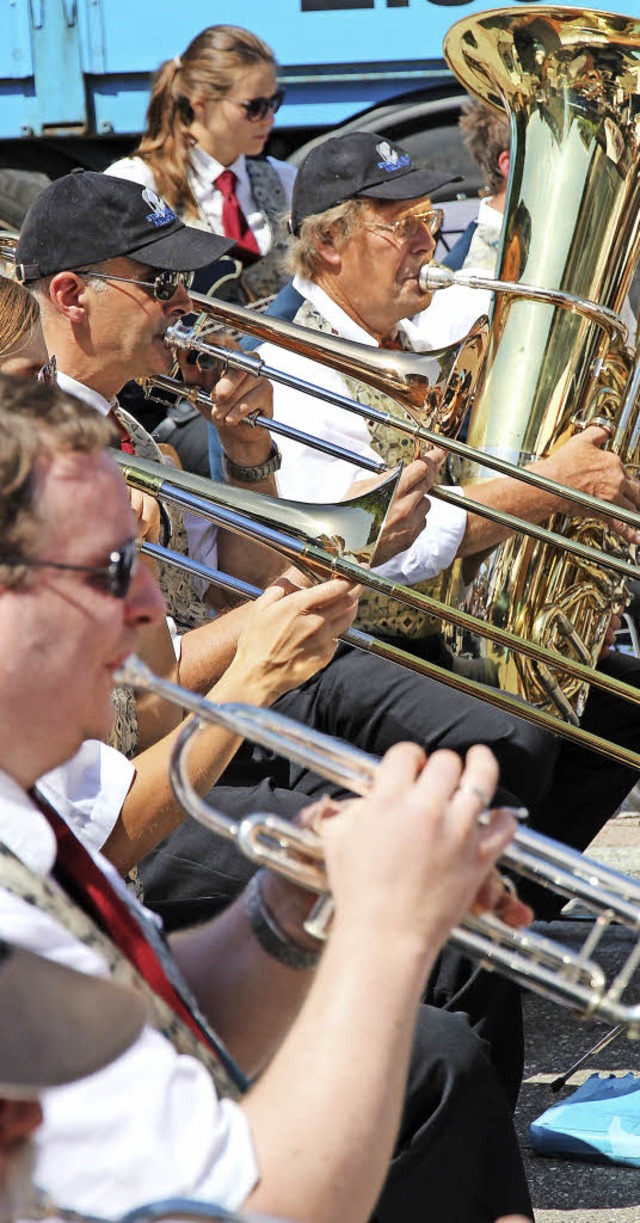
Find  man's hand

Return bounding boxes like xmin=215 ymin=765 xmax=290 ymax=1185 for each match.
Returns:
xmin=373 ymin=454 xmax=443 ymax=565
xmin=317 ymin=742 xmax=529 ymax=963
xmin=539 ymin=425 xmax=640 ymax=543
xmin=178 ymin=331 xmax=273 ymax=467
xmin=232 ymin=578 xmax=361 ymax=702
xmin=598 ymin=611 xmax=622 ymax=659
xmin=128 ymin=487 xmax=161 ymax=543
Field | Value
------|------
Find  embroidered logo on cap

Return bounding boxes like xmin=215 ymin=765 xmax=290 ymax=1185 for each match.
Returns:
xmin=376 ymin=141 xmax=411 ymax=173
xmin=142 ymin=187 xmax=177 ymax=228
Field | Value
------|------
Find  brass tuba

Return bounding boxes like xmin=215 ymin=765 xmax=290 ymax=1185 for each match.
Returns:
xmin=439 ymin=5 xmax=640 ymax=721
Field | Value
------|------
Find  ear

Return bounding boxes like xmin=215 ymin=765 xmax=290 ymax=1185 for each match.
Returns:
xmin=313 ymin=227 xmax=343 ymax=271
xmin=189 ymin=94 xmax=208 ymax=122
xmin=48 ymin=272 xmax=90 ymax=323
xmin=497 ymin=149 xmax=510 ymax=181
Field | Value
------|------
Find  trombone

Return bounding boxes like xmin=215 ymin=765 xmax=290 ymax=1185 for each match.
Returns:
xmin=151 ymin=286 xmax=640 ymax=539
xmin=117 ymin=654 xmax=640 ymax=1034
xmin=119 ymin=450 xmax=640 ymax=764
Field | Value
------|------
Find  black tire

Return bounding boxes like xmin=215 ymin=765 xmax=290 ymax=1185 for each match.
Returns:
xmin=0 ymin=168 xmax=51 ymax=230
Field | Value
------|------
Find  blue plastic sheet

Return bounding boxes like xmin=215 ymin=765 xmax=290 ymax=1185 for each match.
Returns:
xmin=530 ymin=1073 xmax=640 ymax=1167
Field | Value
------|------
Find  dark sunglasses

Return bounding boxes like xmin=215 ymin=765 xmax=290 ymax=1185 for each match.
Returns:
xmin=76 ymin=269 xmax=195 ymax=302
xmin=0 ymin=538 xmax=139 ymax=599
xmin=232 ymin=86 xmax=286 ymax=122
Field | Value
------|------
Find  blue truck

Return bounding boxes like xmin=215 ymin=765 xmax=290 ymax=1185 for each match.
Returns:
xmin=0 ymin=0 xmax=637 ymax=225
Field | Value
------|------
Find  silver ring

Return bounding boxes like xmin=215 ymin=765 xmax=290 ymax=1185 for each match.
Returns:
xmin=457 ymin=781 xmax=492 ymax=808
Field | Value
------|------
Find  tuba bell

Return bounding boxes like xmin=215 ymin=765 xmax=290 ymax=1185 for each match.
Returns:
xmin=438 ymin=4 xmax=640 ymax=721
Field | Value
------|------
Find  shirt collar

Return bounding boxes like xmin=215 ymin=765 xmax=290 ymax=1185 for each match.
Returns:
xmin=55 ymin=370 xmax=114 ymax=418
xmin=477 ymin=197 xmax=504 ymax=229
xmin=0 ymin=769 xmax=57 ymax=875
xmin=189 ymin=144 xmax=248 ymax=189
xmin=292 ymin=275 xmax=409 ymax=350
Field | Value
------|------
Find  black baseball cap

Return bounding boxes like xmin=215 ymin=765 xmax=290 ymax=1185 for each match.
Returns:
xmin=290 ymin=131 xmax=459 ymax=235
xmin=15 ymin=169 xmax=233 ymax=281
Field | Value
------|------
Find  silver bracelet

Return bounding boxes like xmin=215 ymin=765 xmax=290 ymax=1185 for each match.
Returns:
xmin=221 ymin=441 xmax=282 ymax=484
xmin=245 ymin=870 xmax=321 ymax=970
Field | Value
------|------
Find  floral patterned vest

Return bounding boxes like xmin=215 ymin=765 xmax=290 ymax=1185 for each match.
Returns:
xmin=292 ymin=298 xmax=447 ymax=639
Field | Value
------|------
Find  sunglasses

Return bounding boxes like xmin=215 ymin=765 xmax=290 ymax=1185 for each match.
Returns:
xmin=0 ymin=538 xmax=139 ymax=599
xmin=364 ymin=208 xmax=444 ymax=245
xmin=76 ymin=269 xmax=195 ymax=302
xmin=229 ymin=86 xmax=286 ymax=122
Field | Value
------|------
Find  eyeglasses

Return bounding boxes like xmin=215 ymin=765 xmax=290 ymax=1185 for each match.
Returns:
xmin=76 ymin=269 xmax=195 ymax=302
xmin=228 ymin=86 xmax=286 ymax=122
xmin=0 ymin=538 xmax=139 ymax=599
xmin=364 ymin=208 xmax=444 ymax=245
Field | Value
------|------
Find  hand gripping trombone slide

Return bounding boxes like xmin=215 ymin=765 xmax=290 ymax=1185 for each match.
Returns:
xmin=118 ymin=655 xmax=640 ymax=1035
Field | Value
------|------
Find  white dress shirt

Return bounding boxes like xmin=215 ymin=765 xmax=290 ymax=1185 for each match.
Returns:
xmin=37 ymin=740 xmax=133 ymax=852
xmin=263 ymin=277 xmax=467 ymax=586
xmin=54 ymin=368 xmax=219 ymax=607
xmin=0 ymin=769 xmax=258 ymax=1216
xmin=404 ymin=198 xmax=502 ymax=352
xmin=107 ymin=148 xmax=297 ymax=255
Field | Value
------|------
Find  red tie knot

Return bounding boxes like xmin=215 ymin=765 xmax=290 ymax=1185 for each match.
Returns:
xmin=215 ymin=169 xmax=237 ymax=198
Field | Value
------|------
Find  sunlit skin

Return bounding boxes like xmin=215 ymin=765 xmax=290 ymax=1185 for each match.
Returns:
xmin=314 ymin=197 xmax=437 ymax=344
xmin=0 ymin=322 xmax=48 ymax=378
xmin=0 ymin=449 xmax=164 ymax=786
xmin=188 ymin=61 xmax=279 ymax=167
xmin=39 ymin=257 xmax=192 ymax=400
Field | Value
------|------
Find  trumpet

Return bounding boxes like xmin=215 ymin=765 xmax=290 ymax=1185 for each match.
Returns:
xmin=117 ymin=654 xmax=640 ymax=1033
xmin=118 ymin=450 xmax=640 ymax=766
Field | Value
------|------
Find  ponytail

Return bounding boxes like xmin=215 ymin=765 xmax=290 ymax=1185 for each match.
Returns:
xmin=133 ymin=25 xmax=276 ymax=221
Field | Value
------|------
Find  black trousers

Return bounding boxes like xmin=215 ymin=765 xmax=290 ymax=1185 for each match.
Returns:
xmin=376 ymin=1002 xmax=531 ymax=1222
xmin=141 ymin=642 xmax=557 ymax=927
xmin=141 ymin=645 xmax=640 ymax=925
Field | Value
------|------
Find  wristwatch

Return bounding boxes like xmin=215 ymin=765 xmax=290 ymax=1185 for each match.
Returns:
xmin=222 ymin=441 xmax=282 ymax=484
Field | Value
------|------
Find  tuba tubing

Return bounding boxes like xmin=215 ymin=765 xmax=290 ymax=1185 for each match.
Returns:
xmin=117 ymin=655 xmax=640 ymax=1034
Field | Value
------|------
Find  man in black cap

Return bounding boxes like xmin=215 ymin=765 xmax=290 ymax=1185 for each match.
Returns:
xmin=248 ymin=130 xmax=640 ymax=866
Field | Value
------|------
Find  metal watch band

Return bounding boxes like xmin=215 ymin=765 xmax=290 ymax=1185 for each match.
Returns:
xmin=221 ymin=441 xmax=282 ymax=484
xmin=244 ymin=870 xmax=320 ymax=970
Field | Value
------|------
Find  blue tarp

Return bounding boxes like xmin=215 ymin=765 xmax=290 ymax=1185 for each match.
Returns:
xmin=530 ymin=1073 xmax=640 ymax=1168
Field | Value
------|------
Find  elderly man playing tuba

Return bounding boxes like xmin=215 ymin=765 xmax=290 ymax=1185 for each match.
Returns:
xmin=242 ymin=130 xmax=640 ymax=869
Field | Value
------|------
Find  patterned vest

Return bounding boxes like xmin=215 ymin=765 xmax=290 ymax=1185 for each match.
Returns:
xmin=110 ymin=405 xmax=210 ymax=759
xmin=181 ymin=157 xmax=290 ymax=301
xmin=292 ymin=298 xmax=447 ymax=639
xmin=0 ymin=840 xmax=245 ymax=1099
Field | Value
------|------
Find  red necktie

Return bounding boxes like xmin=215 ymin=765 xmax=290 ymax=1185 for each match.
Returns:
xmin=109 ymin=410 xmax=136 ymax=455
xmin=215 ymin=169 xmax=260 ymax=261
xmin=32 ymin=789 xmax=235 ymax=1068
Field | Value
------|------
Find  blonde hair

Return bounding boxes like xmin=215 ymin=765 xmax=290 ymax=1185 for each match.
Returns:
xmin=0 ymin=276 xmax=40 ymax=363
xmin=287 ymin=198 xmax=368 ymax=280
xmin=135 ymin=25 xmax=276 ymax=219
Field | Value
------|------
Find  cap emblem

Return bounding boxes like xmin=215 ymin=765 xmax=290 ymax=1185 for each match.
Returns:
xmin=142 ymin=187 xmax=177 ymax=228
xmin=376 ymin=141 xmax=411 ymax=173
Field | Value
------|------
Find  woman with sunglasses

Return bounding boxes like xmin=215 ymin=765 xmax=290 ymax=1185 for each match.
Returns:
xmin=107 ymin=25 xmax=296 ymax=303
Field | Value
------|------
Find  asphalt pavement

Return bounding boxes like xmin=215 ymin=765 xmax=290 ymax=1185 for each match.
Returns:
xmin=515 ymin=806 xmax=640 ymax=1221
